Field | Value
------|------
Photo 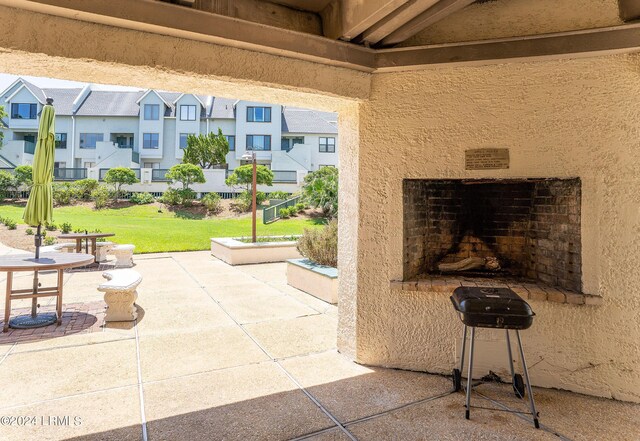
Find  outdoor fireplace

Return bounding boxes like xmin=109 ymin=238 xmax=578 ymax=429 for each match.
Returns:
xmin=403 ymin=178 xmax=582 ymax=292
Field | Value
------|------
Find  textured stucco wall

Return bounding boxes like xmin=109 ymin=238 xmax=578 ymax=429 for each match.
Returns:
xmin=348 ymin=54 xmax=640 ymax=402
xmin=401 ymin=0 xmax=623 ymax=46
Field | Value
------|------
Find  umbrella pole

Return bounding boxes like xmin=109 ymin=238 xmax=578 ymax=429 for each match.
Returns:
xmin=32 ymin=224 xmax=42 ymax=317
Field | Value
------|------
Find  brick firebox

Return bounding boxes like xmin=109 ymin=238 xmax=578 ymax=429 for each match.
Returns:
xmin=403 ymin=178 xmax=582 ymax=292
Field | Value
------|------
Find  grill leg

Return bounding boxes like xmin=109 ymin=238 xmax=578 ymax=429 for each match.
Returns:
xmin=460 ymin=325 xmax=467 ymax=373
xmin=465 ymin=326 xmax=476 ymax=420
xmin=505 ymin=330 xmax=515 ymax=381
xmin=515 ymin=330 xmax=540 ymax=429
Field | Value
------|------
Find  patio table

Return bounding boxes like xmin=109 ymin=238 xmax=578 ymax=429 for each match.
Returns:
xmin=1 ymin=252 xmax=94 ymax=332
xmin=58 ymin=232 xmax=115 ymax=260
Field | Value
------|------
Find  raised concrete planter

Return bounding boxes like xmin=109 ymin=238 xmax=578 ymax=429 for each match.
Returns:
xmin=211 ymin=236 xmax=301 ymax=265
xmin=287 ymin=258 xmax=338 ymax=304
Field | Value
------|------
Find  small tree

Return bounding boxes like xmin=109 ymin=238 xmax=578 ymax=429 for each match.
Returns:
xmin=14 ymin=165 xmax=33 ymax=188
xmin=182 ymin=128 xmax=229 ymax=169
xmin=225 ymin=164 xmax=273 ymax=192
xmin=0 ymin=105 xmax=7 ymax=146
xmin=166 ymin=163 xmax=205 ymax=190
xmin=302 ymin=166 xmax=338 ymax=218
xmin=103 ymin=167 xmax=138 ymax=201
xmin=0 ymin=170 xmax=17 ymax=199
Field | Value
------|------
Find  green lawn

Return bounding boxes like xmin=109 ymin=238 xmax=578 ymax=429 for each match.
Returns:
xmin=0 ymin=203 xmax=325 ymax=253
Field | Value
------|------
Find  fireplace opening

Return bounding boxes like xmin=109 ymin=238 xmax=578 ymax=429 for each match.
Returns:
xmin=403 ymin=178 xmax=582 ymax=292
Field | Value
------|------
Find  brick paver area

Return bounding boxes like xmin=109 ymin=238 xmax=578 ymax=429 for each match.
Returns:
xmin=0 ymin=250 xmax=638 ymax=441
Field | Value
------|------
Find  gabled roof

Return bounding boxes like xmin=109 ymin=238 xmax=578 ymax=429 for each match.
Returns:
xmin=281 ymin=107 xmax=338 ymax=134
xmin=42 ymin=88 xmax=82 ymax=116
xmin=210 ymin=97 xmax=236 ymax=119
xmin=74 ymin=91 xmax=144 ymax=116
xmin=136 ymin=89 xmax=171 ymax=107
xmin=21 ymin=79 xmax=48 ymax=104
xmin=172 ymin=93 xmax=206 ymax=108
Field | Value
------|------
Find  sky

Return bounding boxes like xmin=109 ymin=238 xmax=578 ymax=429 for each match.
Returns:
xmin=0 ymin=73 xmax=143 ymax=93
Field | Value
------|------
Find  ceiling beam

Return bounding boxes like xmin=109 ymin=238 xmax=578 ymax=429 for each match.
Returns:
xmin=321 ymin=0 xmax=409 ymax=40
xmin=380 ymin=0 xmax=475 ymax=46
xmin=360 ymin=0 xmax=439 ymax=45
xmin=5 ymin=0 xmax=375 ymax=71
xmin=619 ymin=0 xmax=640 ymax=21
xmin=376 ymin=24 xmax=640 ymax=71
xmin=191 ymin=0 xmax=322 ymax=34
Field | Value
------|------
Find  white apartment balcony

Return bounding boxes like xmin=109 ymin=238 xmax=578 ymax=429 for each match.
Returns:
xmin=1 ymin=140 xmax=35 ymax=165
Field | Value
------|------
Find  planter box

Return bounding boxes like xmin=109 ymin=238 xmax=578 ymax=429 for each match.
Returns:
xmin=287 ymin=258 xmax=338 ymax=304
xmin=211 ymin=236 xmax=301 ymax=265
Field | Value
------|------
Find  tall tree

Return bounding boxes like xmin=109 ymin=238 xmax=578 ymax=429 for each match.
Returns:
xmin=182 ymin=128 xmax=229 ymax=169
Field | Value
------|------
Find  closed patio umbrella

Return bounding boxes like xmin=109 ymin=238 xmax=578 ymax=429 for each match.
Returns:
xmin=14 ymin=98 xmax=57 ymax=328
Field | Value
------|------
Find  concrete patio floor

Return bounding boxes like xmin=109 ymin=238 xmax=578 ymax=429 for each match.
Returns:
xmin=0 ymin=249 xmax=638 ymax=440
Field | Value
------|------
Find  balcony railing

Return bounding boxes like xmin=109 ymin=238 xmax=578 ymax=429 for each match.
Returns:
xmin=118 ymin=144 xmax=134 ymax=149
xmin=132 ymin=151 xmax=140 ymax=164
xmin=151 ymin=169 xmax=170 ymax=182
xmin=23 ymin=141 xmax=36 ymax=155
xmin=272 ymin=170 xmax=297 ymax=183
xmin=99 ymin=168 xmax=141 ymax=181
xmin=54 ymin=168 xmax=87 ymax=181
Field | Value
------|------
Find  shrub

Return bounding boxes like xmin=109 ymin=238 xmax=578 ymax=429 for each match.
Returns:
xmin=103 ymin=167 xmax=138 ymax=200
xmin=295 ymin=202 xmax=306 ymax=213
xmin=225 ymin=165 xmax=273 ymax=192
xmin=130 ymin=192 xmax=155 ymax=205
xmin=268 ymin=191 xmax=290 ymax=201
xmin=279 ymin=206 xmax=294 ymax=218
xmin=302 ymin=166 xmax=338 ymax=218
xmin=296 ymin=219 xmax=338 ymax=267
xmin=41 ymin=230 xmax=47 ymax=237
xmin=231 ymin=190 xmax=267 ymax=212
xmin=159 ymin=188 xmax=180 ymax=206
xmin=166 ymin=163 xmax=205 ymax=190
xmin=45 ymin=223 xmax=57 ymax=231
xmin=44 ymin=236 xmax=56 ymax=246
xmin=72 ymin=178 xmax=99 ymax=200
xmin=14 ymin=165 xmax=33 ymax=188
xmin=25 ymin=228 xmax=33 ymax=235
xmin=0 ymin=171 xmax=18 ymax=198
xmin=52 ymin=183 xmax=74 ymax=206
xmin=178 ymin=188 xmax=197 ymax=207
xmin=91 ymin=185 xmax=112 ymax=209
xmin=60 ymin=222 xmax=73 ymax=234
xmin=201 ymin=192 xmax=222 ymax=213
xmin=5 ymin=219 xmax=17 ymax=230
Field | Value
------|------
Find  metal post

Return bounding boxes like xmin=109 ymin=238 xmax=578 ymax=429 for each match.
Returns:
xmin=465 ymin=326 xmax=476 ymax=420
xmin=459 ymin=325 xmax=467 ymax=373
xmin=506 ymin=330 xmax=516 ymax=382
xmin=251 ymin=153 xmax=257 ymax=243
xmin=32 ymin=223 xmax=41 ymax=317
xmin=515 ymin=330 xmax=540 ymax=428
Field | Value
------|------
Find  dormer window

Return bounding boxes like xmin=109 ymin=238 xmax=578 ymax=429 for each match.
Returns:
xmin=11 ymin=103 xmax=37 ymax=119
xmin=180 ymin=105 xmax=197 ymax=121
xmin=247 ymin=106 xmax=271 ymax=123
xmin=144 ymin=104 xmax=159 ymax=120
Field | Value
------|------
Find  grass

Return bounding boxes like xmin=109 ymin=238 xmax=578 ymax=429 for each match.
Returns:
xmin=0 ymin=203 xmax=325 ymax=253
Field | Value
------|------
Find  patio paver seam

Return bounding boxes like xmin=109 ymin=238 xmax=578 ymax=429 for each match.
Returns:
xmin=0 ymin=342 xmax=16 ymax=367
xmin=6 ymin=336 xmax=135 ymax=356
xmin=171 ymin=255 xmax=358 ymax=441
xmin=134 ymin=318 xmax=149 ymax=441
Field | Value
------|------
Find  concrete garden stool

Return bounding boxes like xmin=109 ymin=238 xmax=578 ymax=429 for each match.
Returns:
xmin=98 ymin=269 xmax=142 ymax=322
xmin=450 ymin=286 xmax=540 ymax=429
xmin=110 ymin=244 xmax=135 ymax=268
xmin=95 ymin=241 xmax=114 ymax=263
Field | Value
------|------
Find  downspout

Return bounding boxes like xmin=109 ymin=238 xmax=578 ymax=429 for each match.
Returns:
xmin=71 ymin=114 xmax=76 ymax=167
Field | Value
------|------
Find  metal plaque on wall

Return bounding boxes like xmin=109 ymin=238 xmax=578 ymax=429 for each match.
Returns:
xmin=465 ymin=148 xmax=510 ymax=170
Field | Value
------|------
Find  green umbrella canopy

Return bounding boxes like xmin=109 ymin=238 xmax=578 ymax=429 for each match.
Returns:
xmin=23 ymin=103 xmax=55 ymax=227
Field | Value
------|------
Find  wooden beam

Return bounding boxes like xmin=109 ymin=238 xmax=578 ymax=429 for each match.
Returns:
xmin=380 ymin=0 xmax=475 ymax=46
xmin=321 ymin=0 xmax=409 ymax=40
xmin=376 ymin=24 xmax=640 ymax=71
xmin=619 ymin=0 xmax=640 ymax=21
xmin=6 ymin=0 xmax=375 ymax=71
xmin=360 ymin=0 xmax=439 ymax=45
xmin=192 ymin=0 xmax=322 ymax=35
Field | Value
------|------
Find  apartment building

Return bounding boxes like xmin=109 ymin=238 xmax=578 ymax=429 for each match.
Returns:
xmin=0 ymin=78 xmax=339 ymax=187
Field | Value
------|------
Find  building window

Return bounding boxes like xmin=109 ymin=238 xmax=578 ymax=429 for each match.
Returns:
xmin=180 ymin=105 xmax=197 ymax=121
xmin=319 ymin=137 xmax=336 ymax=153
xmin=246 ymin=106 xmax=271 ymax=122
xmin=246 ymin=135 xmax=271 ymax=151
xmin=143 ymin=162 xmax=160 ymax=169
xmin=225 ymin=135 xmax=235 ymax=151
xmin=79 ymin=133 xmax=104 ymax=149
xmin=55 ymin=133 xmax=67 ymax=149
xmin=179 ymin=133 xmax=194 ymax=149
xmin=144 ymin=104 xmax=159 ymax=120
xmin=11 ymin=103 xmax=37 ymax=119
xmin=143 ymin=133 xmax=159 ymax=149
xmin=54 ymin=162 xmax=66 ymax=169
xmin=281 ymin=136 xmax=304 ymax=151
xmin=84 ymin=162 xmax=96 ymax=169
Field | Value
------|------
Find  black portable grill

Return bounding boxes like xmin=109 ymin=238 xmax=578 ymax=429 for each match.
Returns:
xmin=450 ymin=286 xmax=540 ymax=429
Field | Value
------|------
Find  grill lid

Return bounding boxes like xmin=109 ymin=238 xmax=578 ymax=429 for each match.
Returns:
xmin=450 ymin=287 xmax=535 ymax=318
